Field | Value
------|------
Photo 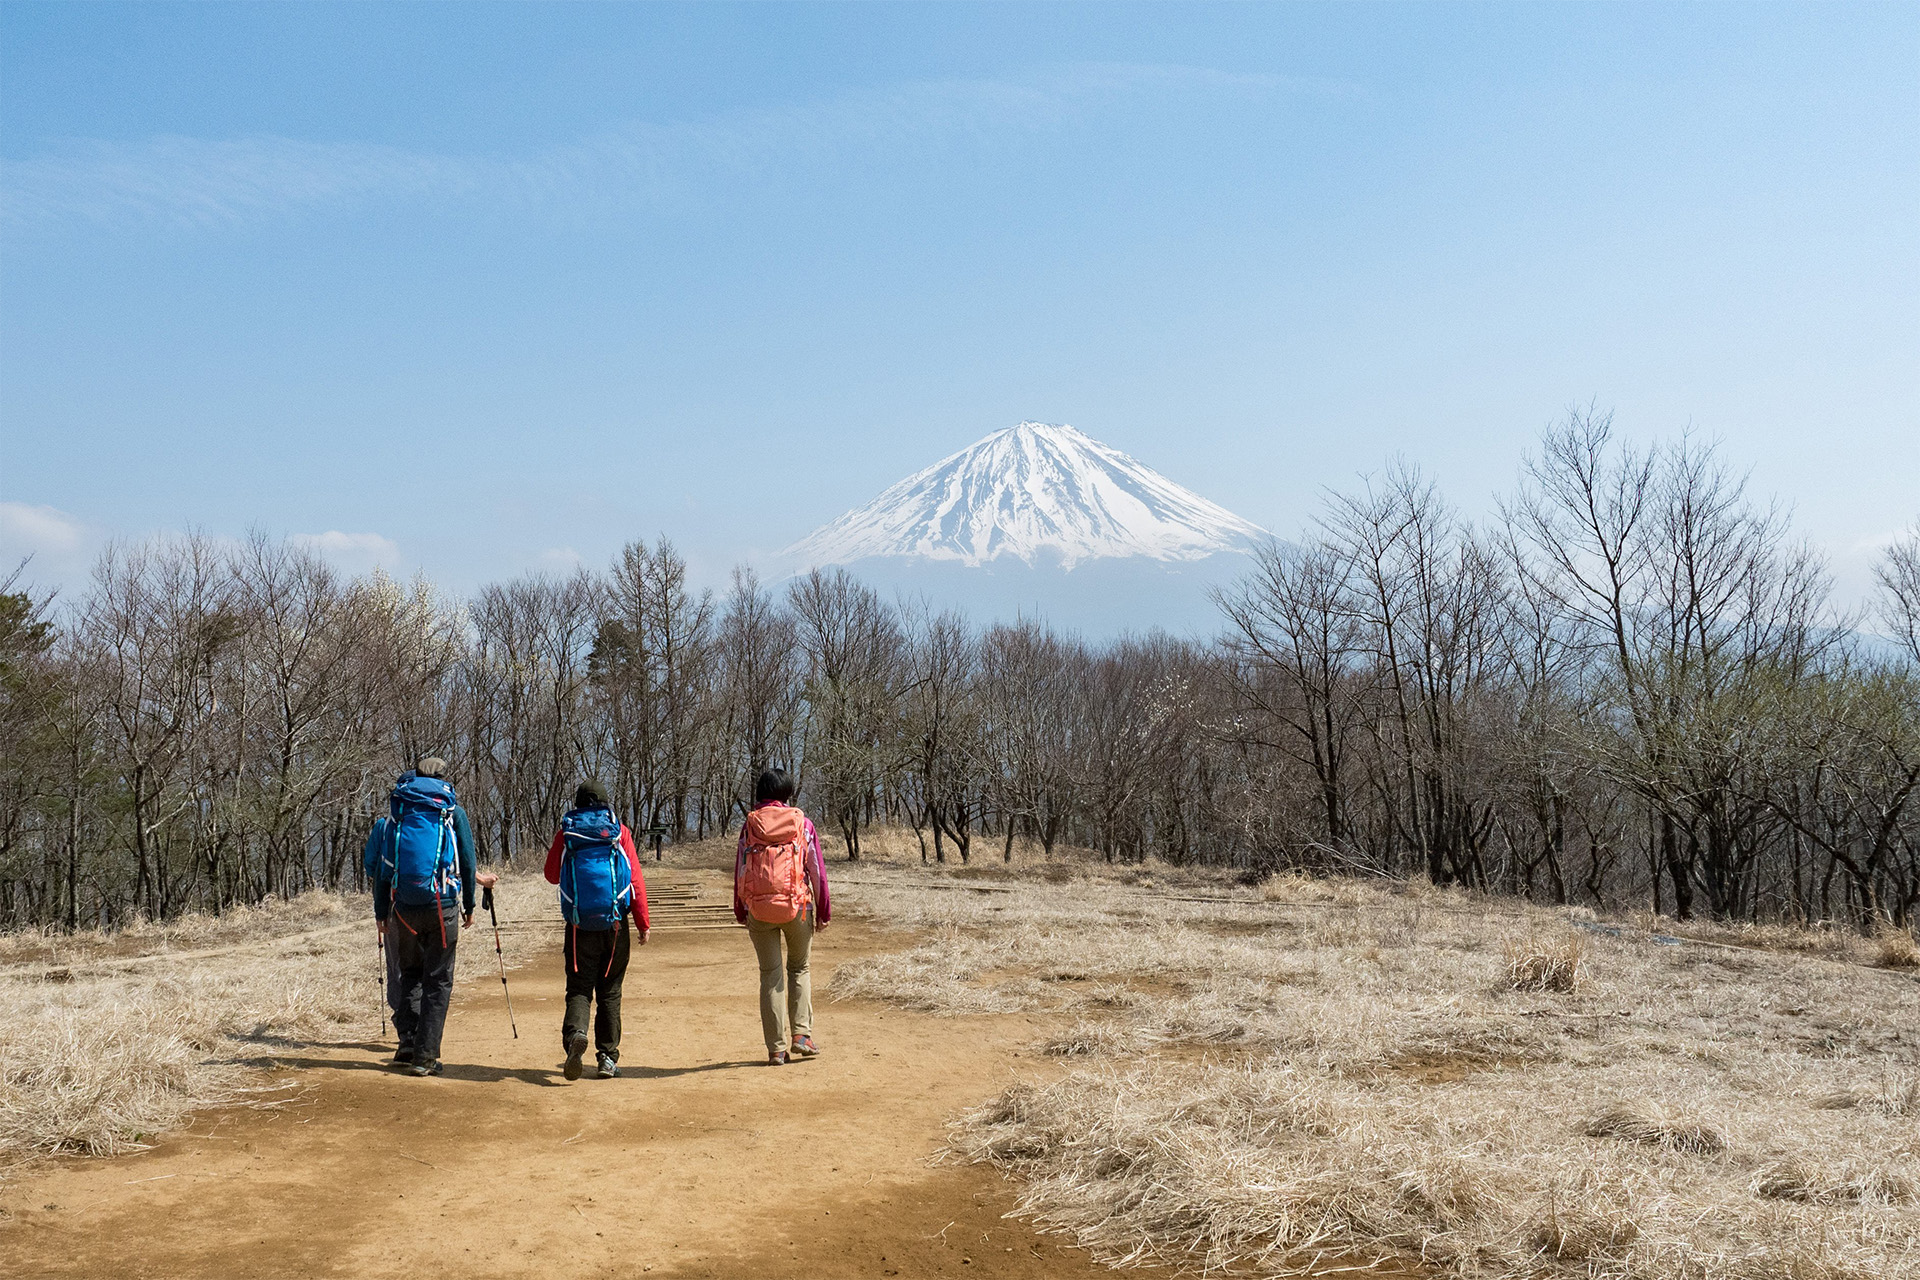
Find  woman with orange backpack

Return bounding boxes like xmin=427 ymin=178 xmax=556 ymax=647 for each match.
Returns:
xmin=733 ymin=767 xmax=830 ymax=1065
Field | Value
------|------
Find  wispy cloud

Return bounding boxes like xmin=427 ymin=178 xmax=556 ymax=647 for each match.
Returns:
xmin=1 ymin=136 xmax=481 ymax=229
xmin=0 ymin=501 xmax=88 ymax=554
xmin=1852 ymin=526 xmax=1916 ymax=555
xmin=1 ymin=64 xmax=1352 ymax=234
xmin=0 ymin=501 xmax=100 ymax=592
xmin=292 ymin=530 xmax=403 ymax=575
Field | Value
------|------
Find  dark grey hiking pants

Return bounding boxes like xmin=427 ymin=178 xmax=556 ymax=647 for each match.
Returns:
xmin=383 ymin=928 xmax=406 ymax=1047
xmin=562 ymin=922 xmax=631 ymax=1061
xmin=390 ymin=901 xmax=461 ymax=1062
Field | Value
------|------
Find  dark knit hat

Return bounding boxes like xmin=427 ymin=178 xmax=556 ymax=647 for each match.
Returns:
xmin=415 ymin=756 xmax=448 ymax=780
xmin=574 ymin=779 xmax=610 ymax=809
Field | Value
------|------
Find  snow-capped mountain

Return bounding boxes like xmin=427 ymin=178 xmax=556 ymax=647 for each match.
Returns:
xmin=787 ymin=421 xmax=1266 ymax=570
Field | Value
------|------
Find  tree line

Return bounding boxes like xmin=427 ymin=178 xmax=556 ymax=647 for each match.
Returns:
xmin=2 ymin=411 xmax=1917 ymax=931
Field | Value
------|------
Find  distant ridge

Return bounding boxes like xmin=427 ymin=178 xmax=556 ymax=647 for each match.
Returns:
xmin=787 ymin=421 xmax=1266 ymax=570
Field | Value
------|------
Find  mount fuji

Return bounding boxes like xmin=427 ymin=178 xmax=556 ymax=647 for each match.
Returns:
xmin=784 ymin=423 xmax=1270 ymax=635
xmin=788 ymin=422 xmax=1266 ymax=570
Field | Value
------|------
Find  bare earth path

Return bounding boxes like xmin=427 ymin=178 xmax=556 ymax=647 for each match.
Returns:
xmin=1 ymin=871 xmax=1105 ymax=1280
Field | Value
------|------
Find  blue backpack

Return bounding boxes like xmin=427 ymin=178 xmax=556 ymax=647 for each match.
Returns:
xmin=383 ymin=775 xmax=461 ymax=908
xmin=559 ymin=807 xmax=633 ymax=929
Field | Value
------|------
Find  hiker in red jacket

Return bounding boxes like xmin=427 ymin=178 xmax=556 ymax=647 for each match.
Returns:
xmin=544 ymin=780 xmax=650 ymax=1080
xmin=734 ymin=766 xmax=830 ymax=1066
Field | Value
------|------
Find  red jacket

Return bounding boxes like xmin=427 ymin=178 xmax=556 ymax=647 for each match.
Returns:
xmin=545 ymin=825 xmax=650 ymax=932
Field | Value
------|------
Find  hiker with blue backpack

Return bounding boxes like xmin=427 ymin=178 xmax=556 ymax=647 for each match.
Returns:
xmin=542 ymin=780 xmax=650 ymax=1081
xmin=365 ymin=757 xmax=494 ymax=1077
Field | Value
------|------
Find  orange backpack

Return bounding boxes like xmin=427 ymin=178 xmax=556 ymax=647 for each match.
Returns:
xmin=738 ymin=805 xmax=813 ymax=924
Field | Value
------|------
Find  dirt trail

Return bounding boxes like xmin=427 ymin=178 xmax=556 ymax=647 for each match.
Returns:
xmin=1 ymin=871 xmax=1107 ymax=1280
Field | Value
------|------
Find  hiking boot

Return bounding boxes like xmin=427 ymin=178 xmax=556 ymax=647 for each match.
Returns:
xmin=596 ymin=1054 xmax=619 ymax=1079
xmin=390 ymin=1047 xmax=415 ymax=1066
xmin=564 ymin=1031 xmax=590 ymax=1081
xmin=790 ymin=1035 xmax=820 ymax=1059
xmin=768 ymin=1050 xmax=788 ymax=1066
xmin=408 ymin=1059 xmax=443 ymax=1077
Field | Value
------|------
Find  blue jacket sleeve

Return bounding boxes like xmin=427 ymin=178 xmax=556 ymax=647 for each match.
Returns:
xmin=365 ymin=818 xmax=391 ymax=921
xmin=453 ymin=805 xmax=479 ymax=915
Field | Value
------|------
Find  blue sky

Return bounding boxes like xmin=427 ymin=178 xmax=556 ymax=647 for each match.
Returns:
xmin=2 ymin=2 xmax=1915 ymax=607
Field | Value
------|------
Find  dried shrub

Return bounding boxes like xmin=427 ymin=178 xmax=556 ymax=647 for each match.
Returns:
xmin=1585 ymin=1099 xmax=1729 ymax=1155
xmin=1503 ymin=932 xmax=1585 ymax=992
xmin=1872 ymin=923 xmax=1920 ymax=970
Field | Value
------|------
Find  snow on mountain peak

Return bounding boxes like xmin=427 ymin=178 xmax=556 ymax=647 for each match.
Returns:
xmin=786 ymin=421 xmax=1267 ymax=570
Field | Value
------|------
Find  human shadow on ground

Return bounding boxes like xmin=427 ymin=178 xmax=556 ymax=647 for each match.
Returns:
xmin=616 ymin=1059 xmax=768 ymax=1079
xmin=231 ymin=1035 xmax=388 ymax=1052
xmin=247 ymin=1054 xmax=568 ymax=1086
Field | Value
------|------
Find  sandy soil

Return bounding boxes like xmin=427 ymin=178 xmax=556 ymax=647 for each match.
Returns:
xmin=0 ymin=870 xmax=1108 ymax=1280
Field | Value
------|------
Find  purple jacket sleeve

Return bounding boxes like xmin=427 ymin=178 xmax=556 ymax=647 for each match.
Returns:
xmin=732 ymin=826 xmax=749 ymax=924
xmin=806 ymin=818 xmax=830 ymax=925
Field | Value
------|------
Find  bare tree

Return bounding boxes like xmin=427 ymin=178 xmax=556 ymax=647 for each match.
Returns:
xmin=788 ymin=569 xmax=902 ymax=860
xmin=1216 ymin=538 xmax=1371 ymax=866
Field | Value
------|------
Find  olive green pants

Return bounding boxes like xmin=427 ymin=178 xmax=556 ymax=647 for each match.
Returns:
xmin=746 ymin=914 xmax=813 ymax=1055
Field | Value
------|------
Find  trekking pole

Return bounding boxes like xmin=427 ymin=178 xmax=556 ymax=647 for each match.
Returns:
xmin=377 ymin=924 xmax=389 ymax=1039
xmin=483 ymin=885 xmax=519 ymax=1039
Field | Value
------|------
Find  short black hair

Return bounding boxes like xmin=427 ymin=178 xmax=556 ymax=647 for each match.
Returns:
xmin=753 ymin=767 xmax=796 ymax=806
xmin=574 ymin=779 xmax=610 ymax=810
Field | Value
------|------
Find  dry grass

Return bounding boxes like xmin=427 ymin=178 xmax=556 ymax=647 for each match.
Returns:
xmin=0 ymin=873 xmax=554 ymax=1177
xmin=1503 ymin=932 xmax=1586 ymax=992
xmin=829 ymin=853 xmax=1920 ymax=1279
xmin=0 ymin=889 xmax=361 ymax=969
xmin=1585 ymin=1098 xmax=1730 ymax=1155
xmin=1874 ymin=924 xmax=1920 ymax=971
xmin=1754 ymin=1157 xmax=1919 ymax=1207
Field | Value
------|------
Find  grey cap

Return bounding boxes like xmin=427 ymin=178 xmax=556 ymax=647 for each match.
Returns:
xmin=415 ymin=756 xmax=448 ymax=780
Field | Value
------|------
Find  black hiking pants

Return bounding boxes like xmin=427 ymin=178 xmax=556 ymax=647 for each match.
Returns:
xmin=563 ymin=921 xmax=631 ymax=1062
xmin=390 ymin=901 xmax=461 ymax=1063
xmin=383 ymin=927 xmax=406 ymax=1049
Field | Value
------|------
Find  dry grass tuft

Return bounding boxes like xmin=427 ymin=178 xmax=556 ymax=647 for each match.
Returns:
xmin=1042 ymin=1022 xmax=1158 ymax=1058
xmin=1502 ymin=931 xmax=1585 ymax=992
xmin=1258 ymin=869 xmax=1377 ymax=907
xmin=1584 ymin=1098 xmax=1730 ymax=1155
xmin=1 ymin=989 xmax=284 ymax=1161
xmin=1532 ymin=1185 xmax=1642 ymax=1263
xmin=1754 ymin=1157 xmax=1920 ymax=1207
xmin=1873 ymin=923 xmax=1920 ymax=970
xmin=1817 ymin=1069 xmax=1920 ymax=1118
